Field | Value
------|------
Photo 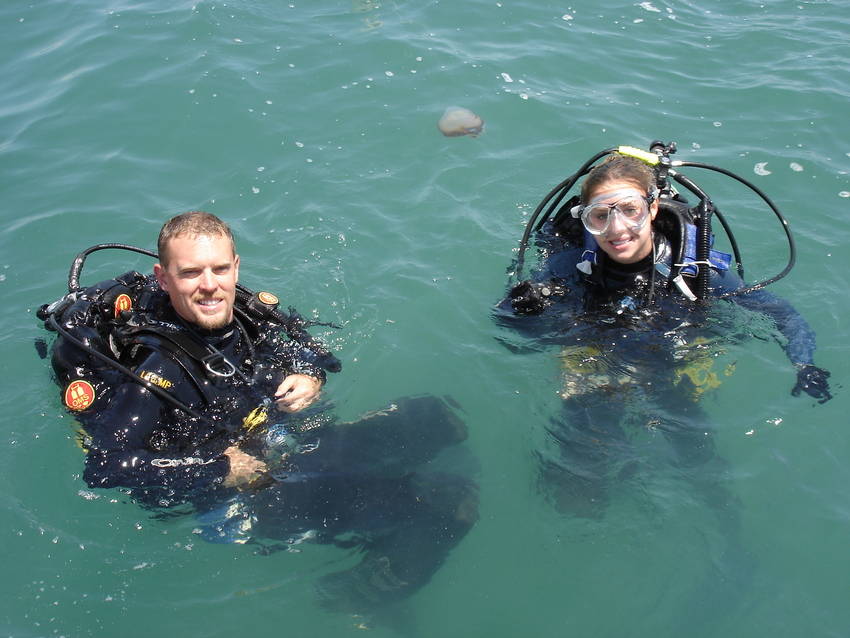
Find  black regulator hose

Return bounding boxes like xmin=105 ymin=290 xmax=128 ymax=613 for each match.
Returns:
xmin=666 ymin=170 xmax=719 ymax=301
xmin=47 ymin=312 xmax=208 ymax=421
xmin=234 ymin=288 xmax=342 ymax=373
xmin=69 ymin=243 xmax=158 ymax=292
xmin=669 ymin=171 xmax=746 ymax=281
xmin=674 ymin=161 xmax=796 ymax=296
xmin=696 ymin=198 xmax=713 ymax=301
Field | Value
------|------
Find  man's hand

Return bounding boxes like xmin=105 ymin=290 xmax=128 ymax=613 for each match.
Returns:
xmin=274 ymin=373 xmax=322 ymax=413
xmin=223 ymin=445 xmax=267 ymax=488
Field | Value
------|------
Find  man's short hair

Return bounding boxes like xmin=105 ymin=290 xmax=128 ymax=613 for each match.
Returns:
xmin=158 ymin=211 xmax=236 ymax=267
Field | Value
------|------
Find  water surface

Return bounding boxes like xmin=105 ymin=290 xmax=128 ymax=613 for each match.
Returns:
xmin=2 ymin=0 xmax=849 ymax=636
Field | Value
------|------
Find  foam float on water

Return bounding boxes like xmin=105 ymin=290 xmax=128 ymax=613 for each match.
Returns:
xmin=438 ymin=106 xmax=484 ymax=138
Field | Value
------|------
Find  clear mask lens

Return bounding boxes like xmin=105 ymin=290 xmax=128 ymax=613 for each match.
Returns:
xmin=580 ymin=196 xmax=650 ymax=236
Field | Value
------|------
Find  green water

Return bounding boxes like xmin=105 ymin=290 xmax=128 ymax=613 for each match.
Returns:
xmin=2 ymin=0 xmax=849 ymax=636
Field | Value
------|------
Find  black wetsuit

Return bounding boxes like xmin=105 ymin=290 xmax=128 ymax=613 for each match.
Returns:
xmin=57 ymin=293 xmax=328 ymax=498
xmin=45 ymin=274 xmax=478 ymax=616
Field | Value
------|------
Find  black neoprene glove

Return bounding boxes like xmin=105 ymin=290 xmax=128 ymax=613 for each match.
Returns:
xmin=509 ymin=280 xmax=565 ymax=315
xmin=509 ymin=281 xmax=547 ymax=314
xmin=792 ymin=365 xmax=832 ymax=404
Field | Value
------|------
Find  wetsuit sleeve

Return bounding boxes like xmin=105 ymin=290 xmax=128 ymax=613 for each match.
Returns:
xmin=711 ymin=269 xmax=817 ymax=367
xmin=259 ymin=328 xmax=329 ymax=387
xmin=81 ymin=346 xmax=230 ymax=492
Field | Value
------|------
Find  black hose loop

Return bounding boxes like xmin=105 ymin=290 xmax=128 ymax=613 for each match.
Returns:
xmin=675 ymin=161 xmax=795 ymax=295
xmin=69 ymin=244 xmax=158 ymax=292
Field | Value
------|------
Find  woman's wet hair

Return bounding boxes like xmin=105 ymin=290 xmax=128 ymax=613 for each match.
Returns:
xmin=581 ymin=153 xmax=655 ymax=203
xmin=158 ymin=211 xmax=235 ymax=267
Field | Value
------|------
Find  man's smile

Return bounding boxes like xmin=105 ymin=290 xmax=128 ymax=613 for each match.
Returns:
xmin=197 ymin=298 xmax=224 ymax=309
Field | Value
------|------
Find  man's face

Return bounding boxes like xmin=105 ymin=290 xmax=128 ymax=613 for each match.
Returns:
xmin=154 ymin=234 xmax=240 ymax=330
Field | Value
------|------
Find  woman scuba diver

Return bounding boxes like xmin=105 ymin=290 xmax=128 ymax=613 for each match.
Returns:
xmin=502 ymin=144 xmax=831 ymax=402
xmin=496 ymin=142 xmax=832 ymax=519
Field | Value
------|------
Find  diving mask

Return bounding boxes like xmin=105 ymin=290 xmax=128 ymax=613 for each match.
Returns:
xmin=572 ymin=186 xmax=658 ymax=236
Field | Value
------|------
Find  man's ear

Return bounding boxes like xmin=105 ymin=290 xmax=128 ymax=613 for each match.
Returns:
xmin=233 ymin=254 xmax=240 ymax=284
xmin=153 ymin=263 xmax=169 ymax=292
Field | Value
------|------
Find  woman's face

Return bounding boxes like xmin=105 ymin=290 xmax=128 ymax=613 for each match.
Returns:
xmin=584 ymin=180 xmax=658 ymax=264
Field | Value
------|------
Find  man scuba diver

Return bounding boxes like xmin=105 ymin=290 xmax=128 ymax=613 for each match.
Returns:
xmin=38 ymin=211 xmax=478 ymax=620
xmin=42 ymin=212 xmax=329 ymax=494
xmin=496 ymin=142 xmax=831 ymax=517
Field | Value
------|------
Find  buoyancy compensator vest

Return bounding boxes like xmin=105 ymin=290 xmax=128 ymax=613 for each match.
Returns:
xmin=549 ymin=189 xmax=733 ymax=301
